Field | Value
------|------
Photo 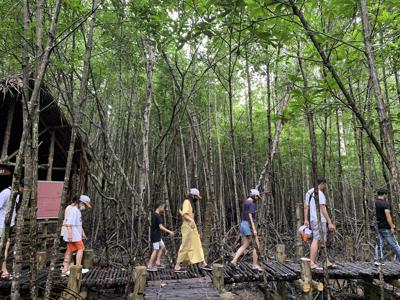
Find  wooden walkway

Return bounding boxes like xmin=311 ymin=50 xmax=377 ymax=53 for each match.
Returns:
xmin=144 ymin=277 xmax=222 ymax=300
xmin=2 ymin=260 xmax=400 ymax=290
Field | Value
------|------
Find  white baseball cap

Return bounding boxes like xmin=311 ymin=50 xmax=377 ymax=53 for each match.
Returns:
xmin=189 ymin=188 xmax=202 ymax=199
xmin=249 ymin=189 xmax=261 ymax=197
xmin=80 ymin=195 xmax=92 ymax=208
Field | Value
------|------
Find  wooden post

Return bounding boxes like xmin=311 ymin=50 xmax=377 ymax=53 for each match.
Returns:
xmin=311 ymin=280 xmax=324 ymax=292
xmin=345 ymin=236 xmax=354 ymax=260
xmin=293 ymin=279 xmax=311 ymax=293
xmin=212 ymin=264 xmax=225 ymax=293
xmin=276 ymin=244 xmax=288 ymax=299
xmin=130 ymin=266 xmax=147 ymax=300
xmin=36 ymin=251 xmax=47 ymax=271
xmin=300 ymin=257 xmax=312 ymax=300
xmin=62 ymin=265 xmax=82 ymax=300
xmin=1 ymin=101 xmax=15 ymax=161
xmin=296 ymin=203 xmax=304 ymax=259
xmin=361 ymin=243 xmax=371 ymax=262
xmin=276 ymin=244 xmax=286 ymax=263
xmin=82 ymin=249 xmax=94 ymax=268
xmin=46 ymin=130 xmax=55 ymax=181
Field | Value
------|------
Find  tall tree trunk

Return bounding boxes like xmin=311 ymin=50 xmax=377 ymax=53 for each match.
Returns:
xmin=288 ymin=0 xmax=389 ymax=172
xmin=139 ymin=39 xmax=155 ymax=212
xmin=360 ymin=0 xmax=400 ymax=221
xmin=43 ymin=1 xmax=95 ymax=297
xmin=29 ymin=0 xmax=45 ymax=296
xmin=245 ymin=48 xmax=256 ymax=184
xmin=213 ymin=84 xmax=226 ymax=235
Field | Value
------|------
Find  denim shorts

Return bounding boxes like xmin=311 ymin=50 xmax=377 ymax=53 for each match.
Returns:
xmin=240 ymin=220 xmax=252 ymax=236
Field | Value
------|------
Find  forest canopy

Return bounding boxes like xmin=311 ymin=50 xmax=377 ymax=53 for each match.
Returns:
xmin=1 ymin=0 xmax=400 ymax=295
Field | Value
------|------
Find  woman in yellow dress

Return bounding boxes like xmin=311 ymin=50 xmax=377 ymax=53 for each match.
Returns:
xmin=174 ymin=188 xmax=212 ymax=272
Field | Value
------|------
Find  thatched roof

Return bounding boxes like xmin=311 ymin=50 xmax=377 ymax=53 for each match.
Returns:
xmin=0 ymin=75 xmax=88 ymax=182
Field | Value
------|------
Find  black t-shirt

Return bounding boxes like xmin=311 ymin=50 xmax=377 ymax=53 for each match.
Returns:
xmin=151 ymin=212 xmax=163 ymax=243
xmin=375 ymin=199 xmax=391 ymax=229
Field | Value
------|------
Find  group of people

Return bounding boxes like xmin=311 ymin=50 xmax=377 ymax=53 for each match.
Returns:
xmin=1 ymin=178 xmax=400 ymax=279
xmin=148 ymin=188 xmax=213 ymax=272
xmin=0 ymin=181 xmax=93 ymax=278
xmin=147 ymin=179 xmax=400 ymax=273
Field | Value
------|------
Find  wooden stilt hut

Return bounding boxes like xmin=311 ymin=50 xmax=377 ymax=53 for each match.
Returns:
xmin=0 ymin=75 xmax=89 ymax=205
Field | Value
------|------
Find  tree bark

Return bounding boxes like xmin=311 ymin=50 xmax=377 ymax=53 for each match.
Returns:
xmin=360 ymin=0 xmax=400 ymax=221
xmin=43 ymin=1 xmax=95 ymax=297
xmin=288 ymin=0 xmax=390 ymax=172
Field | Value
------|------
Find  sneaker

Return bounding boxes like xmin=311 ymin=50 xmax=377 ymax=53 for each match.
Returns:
xmin=82 ymin=268 xmax=89 ymax=274
xmin=374 ymin=261 xmax=384 ymax=266
xmin=200 ymin=264 xmax=212 ymax=271
xmin=61 ymin=270 xmax=70 ymax=277
xmin=147 ymin=266 xmax=158 ymax=272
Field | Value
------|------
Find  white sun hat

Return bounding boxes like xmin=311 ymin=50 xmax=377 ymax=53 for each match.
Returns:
xmin=249 ymin=189 xmax=261 ymax=197
xmin=189 ymin=188 xmax=202 ymax=199
xmin=80 ymin=195 xmax=92 ymax=208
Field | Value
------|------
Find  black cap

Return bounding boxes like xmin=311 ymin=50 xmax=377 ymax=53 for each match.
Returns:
xmin=376 ymin=188 xmax=388 ymax=196
xmin=317 ymin=177 xmax=327 ymax=184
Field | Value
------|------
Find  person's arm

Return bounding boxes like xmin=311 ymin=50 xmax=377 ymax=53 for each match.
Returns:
xmin=385 ymin=209 xmax=396 ymax=233
xmin=179 ymin=200 xmax=196 ymax=228
xmin=65 ymin=224 xmax=73 ymax=241
xmin=82 ymin=228 xmax=87 ymax=240
xmin=304 ymin=205 xmax=309 ymax=227
xmin=160 ymin=224 xmax=174 ymax=235
xmin=320 ymin=205 xmax=335 ymax=230
xmin=248 ymin=213 xmax=260 ymax=248
xmin=63 ymin=207 xmax=73 ymax=242
xmin=249 ymin=213 xmax=257 ymax=236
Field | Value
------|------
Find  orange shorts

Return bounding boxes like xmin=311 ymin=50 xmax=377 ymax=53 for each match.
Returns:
xmin=67 ymin=241 xmax=85 ymax=252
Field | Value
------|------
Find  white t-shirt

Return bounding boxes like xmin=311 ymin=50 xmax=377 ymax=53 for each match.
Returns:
xmin=62 ymin=205 xmax=83 ymax=242
xmin=0 ymin=187 xmax=20 ymax=231
xmin=305 ymin=188 xmax=326 ymax=223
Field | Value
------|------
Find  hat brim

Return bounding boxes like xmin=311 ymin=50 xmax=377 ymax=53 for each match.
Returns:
xmin=195 ymin=194 xmax=202 ymax=199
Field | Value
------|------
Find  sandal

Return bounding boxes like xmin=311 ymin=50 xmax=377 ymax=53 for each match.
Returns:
xmin=229 ymin=261 xmax=237 ymax=269
xmin=174 ymin=268 xmax=187 ymax=273
xmin=252 ymin=265 xmax=263 ymax=272
xmin=326 ymin=263 xmax=337 ymax=269
xmin=1 ymin=273 xmax=13 ymax=280
xmin=311 ymin=265 xmax=323 ymax=271
xmin=200 ymin=264 xmax=213 ymax=271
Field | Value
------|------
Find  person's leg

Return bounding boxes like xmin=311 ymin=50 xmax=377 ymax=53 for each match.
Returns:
xmin=383 ymin=230 xmax=400 ymax=262
xmin=310 ymin=239 xmax=319 ymax=266
xmin=62 ymin=250 xmax=72 ymax=273
xmin=374 ymin=231 xmax=384 ymax=262
xmin=310 ymin=221 xmax=320 ymax=267
xmin=1 ymin=240 xmax=10 ymax=275
xmin=252 ymin=248 xmax=258 ymax=267
xmin=231 ymin=236 xmax=250 ymax=265
xmin=76 ymin=249 xmax=84 ymax=266
xmin=156 ymin=240 xmax=165 ymax=266
xmin=148 ymin=250 xmax=159 ymax=268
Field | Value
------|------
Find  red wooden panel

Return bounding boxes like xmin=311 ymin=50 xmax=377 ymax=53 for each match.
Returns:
xmin=37 ymin=181 xmax=63 ymax=219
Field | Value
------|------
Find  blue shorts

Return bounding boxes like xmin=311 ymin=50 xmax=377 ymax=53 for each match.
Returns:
xmin=240 ymin=220 xmax=252 ymax=236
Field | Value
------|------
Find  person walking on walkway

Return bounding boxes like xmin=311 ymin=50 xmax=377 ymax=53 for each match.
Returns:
xmin=174 ymin=188 xmax=212 ymax=272
xmin=304 ymin=178 xmax=336 ymax=270
xmin=230 ymin=189 xmax=263 ymax=271
xmin=147 ymin=201 xmax=174 ymax=272
xmin=0 ymin=181 xmax=23 ymax=280
xmin=374 ymin=188 xmax=400 ymax=264
xmin=61 ymin=195 xmax=92 ymax=276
